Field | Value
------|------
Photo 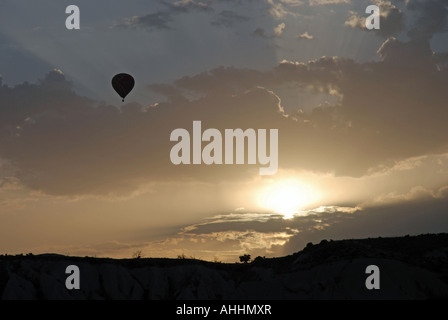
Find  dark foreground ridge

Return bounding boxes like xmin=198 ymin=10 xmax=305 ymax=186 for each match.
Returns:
xmin=1 ymin=233 xmax=448 ymax=299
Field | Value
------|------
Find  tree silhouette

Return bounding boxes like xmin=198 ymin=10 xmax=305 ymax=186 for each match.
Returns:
xmin=239 ymin=254 xmax=251 ymax=263
xmin=132 ymin=250 xmax=142 ymax=259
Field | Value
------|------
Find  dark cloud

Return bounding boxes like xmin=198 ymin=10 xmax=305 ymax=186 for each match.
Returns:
xmin=0 ymin=71 xmax=285 ymax=195
xmin=0 ymin=69 xmax=88 ymax=129
xmin=0 ymin=70 xmax=155 ymax=195
xmin=433 ymin=52 xmax=448 ymax=67
xmin=376 ymin=0 xmax=405 ymax=37
xmin=119 ymin=0 xmax=301 ymax=32
xmin=119 ymin=0 xmax=213 ymax=31
xmin=406 ymin=0 xmax=448 ymax=42
xmin=309 ymin=0 xmax=349 ymax=5
xmin=252 ymin=27 xmax=272 ymax=39
xmin=162 ymin=36 xmax=448 ymax=177
xmin=148 ymin=83 xmax=188 ymax=103
xmin=124 ymin=12 xmax=173 ymax=31
xmin=211 ymin=10 xmax=249 ymax=27
xmin=161 ymin=0 xmax=214 ymax=13
xmin=283 ymin=197 xmax=448 ymax=256
xmin=377 ymin=36 xmax=436 ymax=70
xmin=173 ymin=66 xmax=265 ymax=94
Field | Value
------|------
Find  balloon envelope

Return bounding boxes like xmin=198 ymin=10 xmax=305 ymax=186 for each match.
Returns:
xmin=112 ymin=73 xmax=135 ymax=101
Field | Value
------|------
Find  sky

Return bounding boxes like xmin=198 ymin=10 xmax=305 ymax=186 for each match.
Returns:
xmin=1 ymin=0 xmax=448 ymax=262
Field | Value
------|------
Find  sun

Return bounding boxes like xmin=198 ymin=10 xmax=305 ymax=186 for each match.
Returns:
xmin=257 ymin=179 xmax=319 ymax=219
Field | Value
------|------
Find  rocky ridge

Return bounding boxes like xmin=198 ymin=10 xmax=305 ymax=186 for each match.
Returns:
xmin=1 ymin=233 xmax=448 ymax=299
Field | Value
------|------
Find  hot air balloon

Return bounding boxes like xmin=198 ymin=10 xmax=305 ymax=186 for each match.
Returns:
xmin=112 ymin=73 xmax=135 ymax=102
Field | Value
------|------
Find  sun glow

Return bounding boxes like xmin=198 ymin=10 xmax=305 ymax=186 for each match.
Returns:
xmin=257 ymin=179 xmax=319 ymax=219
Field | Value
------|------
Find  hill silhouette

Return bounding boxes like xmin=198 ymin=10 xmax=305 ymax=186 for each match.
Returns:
xmin=1 ymin=233 xmax=448 ymax=299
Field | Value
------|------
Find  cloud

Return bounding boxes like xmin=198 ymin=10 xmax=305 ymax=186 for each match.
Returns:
xmin=368 ymin=186 xmax=448 ymax=206
xmin=172 ymin=66 xmax=265 ymax=94
xmin=149 ymin=198 xmax=446 ymax=261
xmin=148 ymin=83 xmax=188 ymax=103
xmin=376 ymin=36 xmax=436 ymax=71
xmin=168 ymin=0 xmax=214 ymax=13
xmin=147 ymin=206 xmax=357 ymax=260
xmin=0 ymin=70 xmax=286 ymax=195
xmin=122 ymin=13 xmax=173 ymax=31
xmin=406 ymin=0 xmax=448 ymax=41
xmin=280 ymin=0 xmax=304 ymax=6
xmin=0 ymin=70 xmax=156 ymax=195
xmin=267 ymin=0 xmax=298 ymax=19
xmin=309 ymin=0 xmax=350 ymax=6
xmin=211 ymin=10 xmax=249 ymax=28
xmin=252 ymin=23 xmax=286 ymax=39
xmin=344 ymin=0 xmax=448 ymax=41
xmin=344 ymin=11 xmax=366 ymax=29
xmin=345 ymin=0 xmax=404 ymax=37
xmin=297 ymin=31 xmax=314 ymax=40
xmin=274 ymin=22 xmax=286 ymax=37
xmin=252 ymin=27 xmax=271 ymax=39
xmin=118 ymin=0 xmax=213 ymax=31
xmin=165 ymin=37 xmax=448 ymax=179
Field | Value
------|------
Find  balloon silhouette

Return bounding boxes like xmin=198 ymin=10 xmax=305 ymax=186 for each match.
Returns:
xmin=112 ymin=73 xmax=135 ymax=102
